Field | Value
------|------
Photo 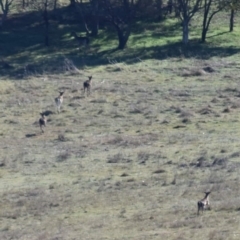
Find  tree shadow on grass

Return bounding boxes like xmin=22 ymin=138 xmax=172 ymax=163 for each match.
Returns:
xmin=3 ymin=40 xmax=240 ymax=78
xmin=207 ymin=31 xmax=229 ymax=39
xmin=1 ymin=7 xmax=238 ymax=78
xmin=91 ymin=40 xmax=240 ymax=64
xmin=143 ymin=41 xmax=240 ymax=60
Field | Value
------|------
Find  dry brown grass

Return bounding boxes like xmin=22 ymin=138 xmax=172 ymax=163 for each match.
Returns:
xmin=1 ymin=56 xmax=240 ymax=240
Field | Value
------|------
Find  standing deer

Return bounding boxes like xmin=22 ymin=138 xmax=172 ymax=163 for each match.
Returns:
xmin=39 ymin=113 xmax=47 ymax=133
xmin=197 ymin=191 xmax=211 ymax=215
xmin=70 ymin=31 xmax=90 ymax=48
xmin=83 ymin=76 xmax=93 ymax=96
xmin=55 ymin=91 xmax=65 ymax=113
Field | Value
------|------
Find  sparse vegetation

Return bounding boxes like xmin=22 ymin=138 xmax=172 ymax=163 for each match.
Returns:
xmin=1 ymin=1 xmax=240 ymax=240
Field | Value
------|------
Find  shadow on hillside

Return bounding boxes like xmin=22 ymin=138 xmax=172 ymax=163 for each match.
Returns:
xmin=207 ymin=31 xmax=229 ymax=39
xmin=130 ymin=41 xmax=240 ymax=61
xmin=94 ymin=41 xmax=240 ymax=67
xmin=1 ymin=7 xmax=240 ymax=78
xmin=2 ymin=40 xmax=240 ymax=78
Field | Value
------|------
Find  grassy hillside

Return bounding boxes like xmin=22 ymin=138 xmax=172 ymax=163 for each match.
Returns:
xmin=1 ymin=6 xmax=240 ymax=240
xmin=1 ymin=7 xmax=240 ymax=76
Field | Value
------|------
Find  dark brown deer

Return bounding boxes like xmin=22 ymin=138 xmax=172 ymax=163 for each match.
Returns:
xmin=39 ymin=113 xmax=47 ymax=133
xmin=197 ymin=191 xmax=211 ymax=215
xmin=71 ymin=31 xmax=90 ymax=48
xmin=83 ymin=76 xmax=93 ymax=96
xmin=55 ymin=91 xmax=65 ymax=113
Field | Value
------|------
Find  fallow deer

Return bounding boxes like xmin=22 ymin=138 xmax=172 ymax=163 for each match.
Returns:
xmin=55 ymin=91 xmax=65 ymax=113
xmin=197 ymin=191 xmax=211 ymax=215
xmin=83 ymin=76 xmax=93 ymax=96
xmin=39 ymin=113 xmax=47 ymax=133
xmin=70 ymin=31 xmax=90 ymax=48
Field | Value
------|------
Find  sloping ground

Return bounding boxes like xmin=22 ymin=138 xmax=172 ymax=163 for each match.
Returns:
xmin=1 ymin=56 xmax=240 ymax=239
xmin=1 ymin=9 xmax=240 ymax=79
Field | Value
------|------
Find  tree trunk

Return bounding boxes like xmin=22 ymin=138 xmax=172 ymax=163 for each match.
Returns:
xmin=69 ymin=0 xmax=76 ymax=7
xmin=182 ymin=20 xmax=189 ymax=44
xmin=230 ymin=9 xmax=234 ymax=32
xmin=43 ymin=4 xmax=49 ymax=46
xmin=91 ymin=14 xmax=99 ymax=36
xmin=116 ymin=27 xmax=130 ymax=50
xmin=53 ymin=0 xmax=58 ymax=10
xmin=156 ymin=0 xmax=164 ymax=20
xmin=90 ymin=0 xmax=99 ymax=36
xmin=0 ymin=0 xmax=10 ymax=25
xmin=0 ymin=10 xmax=8 ymax=27
xmin=201 ymin=4 xmax=208 ymax=43
xmin=174 ymin=0 xmax=180 ymax=18
xmin=201 ymin=28 xmax=207 ymax=43
xmin=201 ymin=0 xmax=222 ymax=43
xmin=45 ymin=23 xmax=49 ymax=47
xmin=168 ymin=0 xmax=173 ymax=14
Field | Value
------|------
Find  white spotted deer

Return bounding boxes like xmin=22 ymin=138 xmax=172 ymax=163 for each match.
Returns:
xmin=39 ymin=113 xmax=47 ymax=133
xmin=55 ymin=91 xmax=65 ymax=113
xmin=71 ymin=31 xmax=90 ymax=48
xmin=83 ymin=76 xmax=92 ymax=96
xmin=197 ymin=191 xmax=211 ymax=215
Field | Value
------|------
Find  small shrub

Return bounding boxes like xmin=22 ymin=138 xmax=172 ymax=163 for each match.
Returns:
xmin=153 ymin=169 xmax=165 ymax=174
xmin=222 ymin=107 xmax=231 ymax=113
xmin=171 ymin=176 xmax=177 ymax=185
xmin=212 ymin=157 xmax=228 ymax=167
xmin=90 ymin=98 xmax=107 ymax=103
xmin=181 ymin=68 xmax=206 ymax=77
xmin=107 ymin=153 xmax=123 ymax=163
xmin=107 ymin=153 xmax=131 ymax=163
xmin=137 ymin=151 xmax=151 ymax=161
xmin=57 ymin=151 xmax=71 ymax=162
xmin=203 ymin=66 xmax=215 ymax=73
xmin=129 ymin=106 xmax=142 ymax=114
xmin=198 ymin=106 xmax=215 ymax=115
xmin=229 ymin=151 xmax=240 ymax=158
xmin=104 ymin=135 xmax=124 ymax=145
xmin=58 ymin=134 xmax=65 ymax=141
xmin=120 ymin=173 xmax=129 ymax=177
xmin=182 ymin=117 xmax=191 ymax=123
xmin=4 ymin=119 xmax=18 ymax=124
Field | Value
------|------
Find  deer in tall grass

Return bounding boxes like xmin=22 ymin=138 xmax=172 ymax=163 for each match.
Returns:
xmin=83 ymin=76 xmax=93 ymax=96
xmin=55 ymin=91 xmax=65 ymax=113
xmin=39 ymin=113 xmax=47 ymax=133
xmin=71 ymin=31 xmax=90 ymax=48
xmin=197 ymin=191 xmax=211 ymax=215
